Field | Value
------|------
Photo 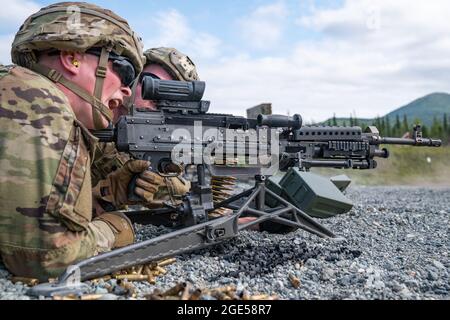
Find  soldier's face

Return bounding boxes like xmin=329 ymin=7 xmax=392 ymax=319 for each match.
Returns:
xmin=69 ymin=53 xmax=132 ymax=129
xmin=113 ymin=64 xmax=174 ymax=123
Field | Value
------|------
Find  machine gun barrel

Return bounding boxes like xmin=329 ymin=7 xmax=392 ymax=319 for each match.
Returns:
xmin=377 ymin=137 xmax=442 ymax=147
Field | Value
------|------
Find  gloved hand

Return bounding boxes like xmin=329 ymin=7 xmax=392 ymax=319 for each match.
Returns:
xmin=93 ymin=160 xmax=165 ymax=207
xmin=94 ymin=212 xmax=135 ymax=248
xmin=145 ymin=176 xmax=191 ymax=209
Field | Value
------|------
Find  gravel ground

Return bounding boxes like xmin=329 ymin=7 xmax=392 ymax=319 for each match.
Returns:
xmin=0 ymin=186 xmax=449 ymax=300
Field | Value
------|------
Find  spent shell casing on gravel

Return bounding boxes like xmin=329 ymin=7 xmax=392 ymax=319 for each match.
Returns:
xmin=157 ymin=258 xmax=177 ymax=268
xmin=289 ymin=274 xmax=301 ymax=289
xmin=163 ymin=283 xmax=187 ymax=297
xmin=11 ymin=277 xmax=39 ymax=286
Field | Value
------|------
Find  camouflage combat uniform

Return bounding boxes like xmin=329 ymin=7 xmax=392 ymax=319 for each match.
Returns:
xmin=0 ymin=1 xmax=146 ymax=280
xmin=0 ymin=65 xmax=115 ymax=280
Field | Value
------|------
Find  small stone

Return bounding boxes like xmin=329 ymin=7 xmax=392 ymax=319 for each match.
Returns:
xmin=321 ymin=268 xmax=335 ymax=281
xmin=427 ymin=271 xmax=439 ymax=281
xmin=95 ymin=287 xmax=109 ymax=295
xmin=373 ymin=280 xmax=385 ymax=290
xmin=112 ymin=285 xmax=128 ymax=296
xmin=432 ymin=260 xmax=445 ymax=270
xmin=391 ymin=282 xmax=404 ymax=292
xmin=399 ymin=288 xmax=412 ymax=299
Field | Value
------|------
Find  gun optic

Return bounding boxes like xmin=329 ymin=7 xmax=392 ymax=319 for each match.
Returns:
xmin=142 ymin=77 xmax=206 ymax=102
xmin=258 ymin=114 xmax=302 ymax=129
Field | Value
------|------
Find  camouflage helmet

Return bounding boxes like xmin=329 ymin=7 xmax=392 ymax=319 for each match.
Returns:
xmin=11 ymin=2 xmax=145 ymax=129
xmin=144 ymin=47 xmax=199 ymax=81
xmin=12 ymin=2 xmax=144 ymax=73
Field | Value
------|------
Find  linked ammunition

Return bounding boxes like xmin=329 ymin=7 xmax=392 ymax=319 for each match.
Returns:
xmin=210 ymin=175 xmax=236 ymax=216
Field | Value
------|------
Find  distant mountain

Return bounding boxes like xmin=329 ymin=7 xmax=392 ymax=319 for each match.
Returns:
xmin=384 ymin=93 xmax=450 ymax=127
xmin=322 ymin=92 xmax=450 ymax=127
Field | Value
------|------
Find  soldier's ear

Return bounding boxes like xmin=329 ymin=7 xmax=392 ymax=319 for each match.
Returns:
xmin=59 ymin=51 xmax=81 ymax=75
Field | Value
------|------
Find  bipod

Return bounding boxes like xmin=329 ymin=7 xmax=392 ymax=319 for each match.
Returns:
xmin=28 ymin=175 xmax=335 ymax=297
xmin=214 ymin=175 xmax=335 ymax=238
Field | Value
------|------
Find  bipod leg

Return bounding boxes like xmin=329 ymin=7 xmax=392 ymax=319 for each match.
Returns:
xmin=215 ymin=175 xmax=335 ymax=239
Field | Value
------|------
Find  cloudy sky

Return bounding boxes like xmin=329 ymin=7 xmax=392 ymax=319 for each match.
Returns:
xmin=1 ymin=0 xmax=449 ymax=123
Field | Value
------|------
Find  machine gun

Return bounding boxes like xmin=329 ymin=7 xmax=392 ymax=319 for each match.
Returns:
xmin=29 ymin=78 xmax=442 ymax=297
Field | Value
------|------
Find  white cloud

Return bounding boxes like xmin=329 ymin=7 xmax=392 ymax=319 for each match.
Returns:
xmin=238 ymin=2 xmax=288 ymax=49
xmin=0 ymin=1 xmax=40 ymax=64
xmin=201 ymin=0 xmax=450 ymax=123
xmin=0 ymin=34 xmax=14 ymax=65
xmin=0 ymin=1 xmax=40 ymax=28
xmin=143 ymin=9 xmax=222 ymax=61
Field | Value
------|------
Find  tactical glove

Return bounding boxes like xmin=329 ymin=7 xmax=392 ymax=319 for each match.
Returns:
xmin=93 ymin=160 xmax=165 ymax=207
xmin=94 ymin=212 xmax=135 ymax=248
xmin=146 ymin=176 xmax=191 ymax=208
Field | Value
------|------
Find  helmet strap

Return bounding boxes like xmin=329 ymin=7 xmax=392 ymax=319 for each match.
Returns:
xmin=92 ymin=47 xmax=111 ymax=129
xmin=127 ymin=74 xmax=140 ymax=115
xmin=30 ymin=62 xmax=113 ymax=129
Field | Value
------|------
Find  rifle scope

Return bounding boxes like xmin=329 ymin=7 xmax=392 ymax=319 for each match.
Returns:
xmin=257 ymin=114 xmax=303 ymax=129
xmin=142 ymin=77 xmax=206 ymax=102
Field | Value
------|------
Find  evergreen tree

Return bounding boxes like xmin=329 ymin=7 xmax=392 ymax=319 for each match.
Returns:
xmin=402 ymin=115 xmax=409 ymax=134
xmin=349 ymin=114 xmax=354 ymax=127
xmin=380 ymin=118 xmax=386 ymax=135
xmin=332 ymin=113 xmax=338 ymax=126
xmin=422 ymin=125 xmax=429 ymax=138
xmin=385 ymin=117 xmax=391 ymax=136
xmin=394 ymin=115 xmax=401 ymax=137
xmin=374 ymin=116 xmax=381 ymax=128
xmin=444 ymin=114 xmax=449 ymax=145
xmin=431 ymin=116 xmax=443 ymax=138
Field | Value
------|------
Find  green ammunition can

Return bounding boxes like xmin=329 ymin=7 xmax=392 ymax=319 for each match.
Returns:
xmin=266 ymin=169 xmax=353 ymax=219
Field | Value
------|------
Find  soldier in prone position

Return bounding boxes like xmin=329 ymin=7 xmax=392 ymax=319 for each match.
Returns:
xmin=0 ymin=2 xmax=164 ymax=280
xmin=91 ymin=47 xmax=200 ymax=210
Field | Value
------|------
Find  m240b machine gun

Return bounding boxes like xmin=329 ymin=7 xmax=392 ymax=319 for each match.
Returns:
xmin=29 ymin=78 xmax=441 ymax=297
